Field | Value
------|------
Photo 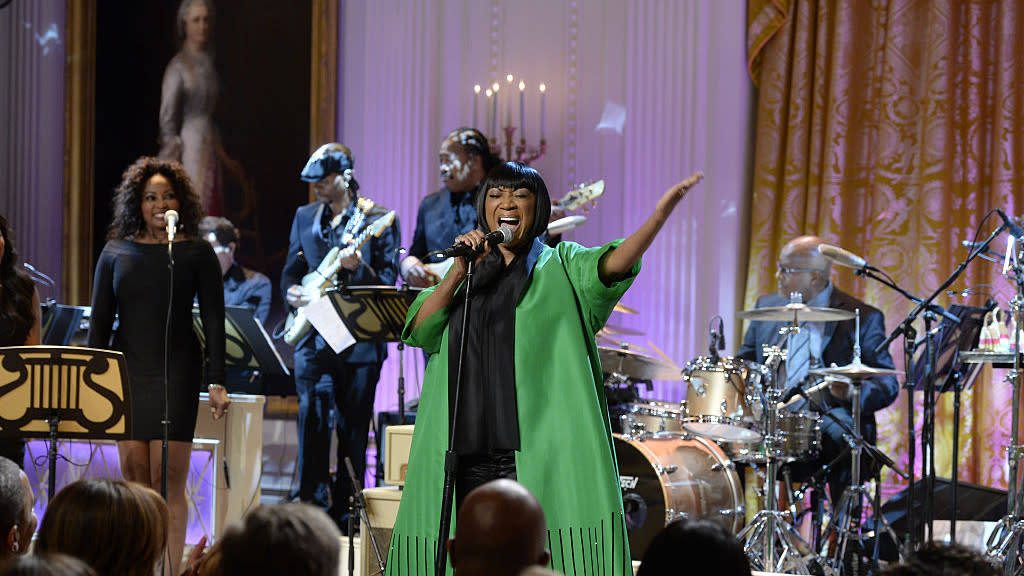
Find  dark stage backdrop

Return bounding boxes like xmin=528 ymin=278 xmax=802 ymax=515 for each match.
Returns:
xmin=94 ymin=0 xmax=314 ymax=373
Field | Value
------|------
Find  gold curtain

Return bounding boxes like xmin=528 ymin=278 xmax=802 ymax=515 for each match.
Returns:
xmin=745 ymin=0 xmax=1024 ymax=493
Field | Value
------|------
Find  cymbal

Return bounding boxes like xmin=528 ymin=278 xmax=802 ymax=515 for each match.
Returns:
xmin=737 ymin=303 xmax=856 ymax=323
xmin=596 ymin=333 xmax=651 ymax=353
xmin=600 ymin=323 xmax=645 ymax=336
xmin=613 ymin=302 xmax=639 ymax=315
xmin=547 ymin=215 xmax=587 ymax=235
xmin=598 ymin=346 xmax=684 ymax=381
xmin=809 ymin=361 xmax=902 ymax=379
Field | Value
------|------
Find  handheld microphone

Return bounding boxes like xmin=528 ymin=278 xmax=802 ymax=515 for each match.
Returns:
xmin=440 ymin=225 xmax=513 ymax=258
xmin=818 ymin=243 xmax=875 ymax=271
xmin=164 ymin=210 xmax=180 ymax=242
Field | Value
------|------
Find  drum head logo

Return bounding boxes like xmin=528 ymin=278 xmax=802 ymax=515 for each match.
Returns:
xmin=620 ymin=475 xmax=639 ymax=490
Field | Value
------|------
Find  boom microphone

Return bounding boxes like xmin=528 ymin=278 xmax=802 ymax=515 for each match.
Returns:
xmin=440 ymin=225 xmax=513 ymax=258
xmin=818 ymin=243 xmax=875 ymax=271
xmin=164 ymin=210 xmax=179 ymax=242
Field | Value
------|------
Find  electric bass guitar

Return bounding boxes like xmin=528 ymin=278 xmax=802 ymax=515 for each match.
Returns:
xmin=280 ymin=210 xmax=397 ymax=346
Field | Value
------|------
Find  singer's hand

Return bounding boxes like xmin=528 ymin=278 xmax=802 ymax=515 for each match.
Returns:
xmin=448 ymin=230 xmax=490 ymax=280
xmin=655 ymin=172 xmax=704 ymax=217
xmin=286 ymin=284 xmax=309 ymax=307
xmin=208 ymin=385 xmax=230 ymax=420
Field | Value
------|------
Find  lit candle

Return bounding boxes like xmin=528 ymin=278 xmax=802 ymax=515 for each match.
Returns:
xmin=505 ymin=74 xmax=514 ymax=127
xmin=518 ymin=80 xmax=526 ymax=140
xmin=473 ymin=84 xmax=481 ymax=129
xmin=490 ymin=83 xmax=500 ymax=138
xmin=539 ymin=83 xmax=547 ymax=140
xmin=485 ymin=88 xmax=493 ymax=138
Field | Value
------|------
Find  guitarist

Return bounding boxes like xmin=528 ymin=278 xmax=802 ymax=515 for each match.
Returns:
xmin=281 ymin=143 xmax=401 ymax=529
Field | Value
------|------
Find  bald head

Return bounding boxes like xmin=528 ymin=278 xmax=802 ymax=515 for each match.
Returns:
xmin=777 ymin=235 xmax=831 ymax=303
xmin=448 ymin=480 xmax=550 ymax=576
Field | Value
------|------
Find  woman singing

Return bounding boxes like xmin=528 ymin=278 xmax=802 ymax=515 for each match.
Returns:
xmin=88 ymin=157 xmax=227 ymax=575
xmin=387 ymin=162 xmax=702 ymax=576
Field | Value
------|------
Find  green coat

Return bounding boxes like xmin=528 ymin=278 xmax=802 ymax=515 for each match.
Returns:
xmin=386 ymin=239 xmax=639 ymax=576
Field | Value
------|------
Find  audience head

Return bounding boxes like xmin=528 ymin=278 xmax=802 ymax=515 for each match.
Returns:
xmin=0 ymin=553 xmax=98 ymax=576
xmin=0 ymin=456 xmax=35 ymax=561
xmin=35 ymin=478 xmax=168 ymax=576
xmin=477 ymin=162 xmax=552 ymax=249
xmin=448 ymin=479 xmax=549 ymax=576
xmin=776 ymin=235 xmax=831 ymax=303
xmin=219 ymin=503 xmax=340 ymax=576
xmin=636 ymin=518 xmax=750 ymax=576
xmin=198 ymin=216 xmax=239 ymax=275
xmin=108 ymin=156 xmax=203 ymax=241
xmin=440 ymin=128 xmax=499 ymax=193
xmin=880 ymin=542 xmax=998 ymax=576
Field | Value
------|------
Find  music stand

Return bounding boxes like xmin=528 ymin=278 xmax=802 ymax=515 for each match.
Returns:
xmin=0 ymin=346 xmax=130 ymax=500
xmin=192 ymin=306 xmax=290 ymax=391
xmin=909 ymin=303 xmax=987 ymax=542
xmin=40 ymin=305 xmax=88 ymax=346
xmin=323 ymin=285 xmax=421 ymax=424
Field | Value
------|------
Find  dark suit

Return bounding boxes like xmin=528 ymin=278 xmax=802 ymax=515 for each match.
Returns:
xmin=737 ymin=287 xmax=899 ymax=499
xmin=281 ymin=198 xmax=400 ymax=520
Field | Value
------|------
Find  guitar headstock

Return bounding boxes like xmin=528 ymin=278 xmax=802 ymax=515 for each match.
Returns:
xmin=555 ymin=180 xmax=605 ymax=212
xmin=368 ymin=211 xmax=397 ymax=237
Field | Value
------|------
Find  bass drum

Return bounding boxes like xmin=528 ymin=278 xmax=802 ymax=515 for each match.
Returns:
xmin=614 ymin=434 xmax=744 ymax=560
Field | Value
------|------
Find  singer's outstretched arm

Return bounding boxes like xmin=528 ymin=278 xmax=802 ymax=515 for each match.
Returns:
xmin=597 ymin=172 xmax=703 ymax=284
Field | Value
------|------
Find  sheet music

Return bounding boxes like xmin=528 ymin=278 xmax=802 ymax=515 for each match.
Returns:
xmin=305 ymin=295 xmax=356 ymax=354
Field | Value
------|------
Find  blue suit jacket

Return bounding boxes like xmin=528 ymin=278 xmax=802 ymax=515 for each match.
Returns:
xmin=736 ymin=287 xmax=899 ymax=441
xmin=281 ymin=199 xmax=401 ymax=363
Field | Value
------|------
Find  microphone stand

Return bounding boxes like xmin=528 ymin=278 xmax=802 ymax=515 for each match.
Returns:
xmin=161 ymin=235 xmax=175 ymax=499
xmin=434 ymin=257 xmax=475 ymax=576
xmin=869 ymin=223 xmax=1004 ymax=549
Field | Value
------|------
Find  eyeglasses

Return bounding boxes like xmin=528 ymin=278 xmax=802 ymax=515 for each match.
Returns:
xmin=776 ymin=264 xmax=822 ymax=277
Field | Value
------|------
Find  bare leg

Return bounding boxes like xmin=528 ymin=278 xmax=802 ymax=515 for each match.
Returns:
xmin=149 ymin=440 xmax=193 ymax=576
xmin=118 ymin=440 xmax=169 ymax=574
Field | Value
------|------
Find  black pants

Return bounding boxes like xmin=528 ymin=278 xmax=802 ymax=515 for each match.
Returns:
xmin=455 ymin=450 xmax=517 ymax=510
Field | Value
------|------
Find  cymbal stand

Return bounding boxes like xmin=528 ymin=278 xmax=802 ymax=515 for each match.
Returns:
xmin=739 ymin=324 xmax=814 ymax=574
xmin=986 ymin=239 xmax=1024 ymax=575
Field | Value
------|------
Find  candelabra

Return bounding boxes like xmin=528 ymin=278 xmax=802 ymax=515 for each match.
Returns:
xmin=473 ymin=74 xmax=548 ymax=165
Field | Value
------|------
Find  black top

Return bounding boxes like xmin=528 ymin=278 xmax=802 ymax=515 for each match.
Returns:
xmin=88 ymin=238 xmax=225 ymax=440
xmin=448 ymin=250 xmax=530 ymax=453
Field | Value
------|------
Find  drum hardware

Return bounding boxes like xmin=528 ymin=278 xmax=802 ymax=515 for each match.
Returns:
xmin=810 ymin=310 xmax=906 ymax=576
xmin=738 ymin=295 xmax=820 ymax=575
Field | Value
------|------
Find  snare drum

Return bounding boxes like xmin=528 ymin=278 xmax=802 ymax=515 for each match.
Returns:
xmin=616 ymin=399 xmax=686 ymax=436
xmin=681 ymin=356 xmax=769 ymax=442
xmin=727 ymin=410 xmax=821 ymax=464
xmin=615 ymin=433 xmax=744 ymax=560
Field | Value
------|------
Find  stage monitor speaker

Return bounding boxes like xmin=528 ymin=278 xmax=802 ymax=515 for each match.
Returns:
xmin=866 ymin=477 xmax=1006 ymax=560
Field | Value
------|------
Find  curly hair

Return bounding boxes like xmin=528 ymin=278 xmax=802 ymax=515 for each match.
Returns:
xmin=107 ymin=157 xmax=204 ymax=240
xmin=880 ymin=542 xmax=998 ymax=576
xmin=0 ymin=214 xmax=36 ymax=346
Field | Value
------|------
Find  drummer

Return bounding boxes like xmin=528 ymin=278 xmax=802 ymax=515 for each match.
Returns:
xmin=736 ymin=235 xmax=899 ymax=501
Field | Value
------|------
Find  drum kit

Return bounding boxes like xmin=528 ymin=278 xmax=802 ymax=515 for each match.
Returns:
xmin=603 ymin=296 xmax=903 ymax=575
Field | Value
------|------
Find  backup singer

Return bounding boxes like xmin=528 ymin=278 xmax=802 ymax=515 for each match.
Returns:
xmin=387 ymin=162 xmax=702 ymax=576
xmin=282 ymin=143 xmax=400 ymax=528
xmin=737 ymin=235 xmax=899 ymax=500
xmin=88 ymin=157 xmax=228 ymax=576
